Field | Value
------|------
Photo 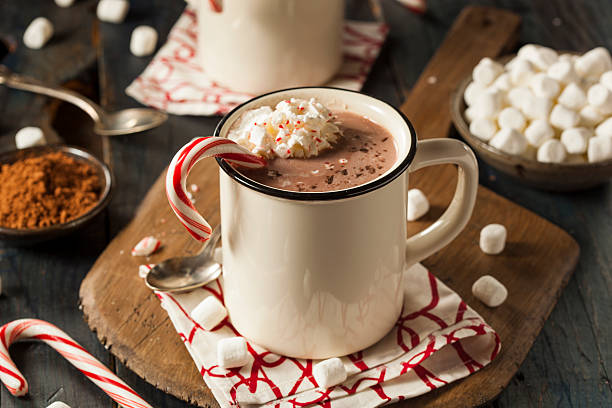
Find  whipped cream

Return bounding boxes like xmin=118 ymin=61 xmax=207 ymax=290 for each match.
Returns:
xmin=227 ymin=98 xmax=342 ymax=159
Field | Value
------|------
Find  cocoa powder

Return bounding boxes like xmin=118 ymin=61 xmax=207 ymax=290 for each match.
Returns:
xmin=0 ymin=151 xmax=102 ymax=229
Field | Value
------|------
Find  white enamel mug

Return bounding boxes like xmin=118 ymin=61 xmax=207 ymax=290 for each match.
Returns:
xmin=189 ymin=0 xmax=344 ymax=94
xmin=208 ymin=88 xmax=479 ymax=359
xmin=169 ymin=87 xmax=479 ymax=359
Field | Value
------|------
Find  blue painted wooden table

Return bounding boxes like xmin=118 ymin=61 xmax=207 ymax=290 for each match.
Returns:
xmin=0 ymin=0 xmax=609 ymax=406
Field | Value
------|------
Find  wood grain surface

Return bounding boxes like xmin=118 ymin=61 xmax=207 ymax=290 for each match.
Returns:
xmin=79 ymin=6 xmax=579 ymax=408
xmin=1 ymin=1 xmax=610 ymax=407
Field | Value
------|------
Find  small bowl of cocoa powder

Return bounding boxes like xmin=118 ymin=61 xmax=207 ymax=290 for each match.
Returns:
xmin=0 ymin=145 xmax=112 ymax=244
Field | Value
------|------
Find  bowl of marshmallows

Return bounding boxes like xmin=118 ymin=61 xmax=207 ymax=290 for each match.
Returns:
xmin=451 ymin=44 xmax=612 ymax=191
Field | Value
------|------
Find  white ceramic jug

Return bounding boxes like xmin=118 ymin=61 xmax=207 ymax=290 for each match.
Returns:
xmin=190 ymin=0 xmax=344 ymax=94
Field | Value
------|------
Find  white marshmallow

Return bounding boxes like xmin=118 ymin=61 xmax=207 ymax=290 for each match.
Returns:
xmin=217 ymin=337 xmax=250 ymax=368
xmin=549 ymin=104 xmax=580 ymax=130
xmin=469 ymin=118 xmax=497 ymax=141
xmin=47 ymin=402 xmax=71 ymax=408
xmin=15 ymin=126 xmax=46 ymax=149
xmin=479 ymin=224 xmax=507 ymax=255
xmin=464 ymin=107 xmax=476 ymax=123
xmin=497 ymin=107 xmax=526 ymax=131
xmin=547 ymin=60 xmax=578 ymax=84
xmin=55 ymin=0 xmax=74 ymax=7
xmin=97 ymin=0 xmax=129 ymax=23
xmin=23 ymin=17 xmax=54 ymax=49
xmin=558 ymin=82 xmax=587 ymax=110
xmin=537 ymin=139 xmax=567 ymax=163
xmin=130 ymin=25 xmax=158 ymax=57
xmin=587 ymin=84 xmax=612 ymax=115
xmin=464 ymin=81 xmax=486 ymax=106
xmin=313 ymin=358 xmax=347 ymax=389
xmin=529 ymin=73 xmax=560 ymax=99
xmin=507 ymin=87 xmax=533 ymax=111
xmin=559 ymin=53 xmax=578 ymax=63
xmin=575 ymin=47 xmax=612 ymax=79
xmin=492 ymin=72 xmax=512 ymax=92
xmin=561 ymin=128 xmax=591 ymax=154
xmin=580 ymin=105 xmax=604 ymax=127
xmin=191 ymin=296 xmax=227 ymax=330
xmin=510 ymin=59 xmax=536 ymax=85
xmin=504 ymin=56 xmax=520 ymax=71
xmin=595 ymin=117 xmax=612 ymax=138
xmin=600 ymin=70 xmax=612 ymax=91
xmin=522 ymin=95 xmax=552 ymax=120
xmin=519 ymin=45 xmax=558 ymax=71
xmin=517 ymin=44 xmax=539 ymax=59
xmin=407 ymin=189 xmax=430 ymax=221
xmin=472 ymin=275 xmax=508 ymax=307
xmin=472 ymin=89 xmax=502 ymax=119
xmin=524 ymin=119 xmax=554 ymax=147
xmin=490 ymin=128 xmax=527 ymax=155
xmin=587 ymin=136 xmax=612 ymax=162
xmin=472 ymin=58 xmax=504 ymax=86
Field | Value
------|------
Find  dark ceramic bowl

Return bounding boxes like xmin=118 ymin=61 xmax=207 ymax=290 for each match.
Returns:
xmin=450 ymin=55 xmax=612 ymax=192
xmin=0 ymin=145 xmax=113 ymax=244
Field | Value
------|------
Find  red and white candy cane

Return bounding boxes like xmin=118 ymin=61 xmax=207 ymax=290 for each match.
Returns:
xmin=0 ymin=319 xmax=152 ymax=408
xmin=166 ymin=136 xmax=266 ymax=242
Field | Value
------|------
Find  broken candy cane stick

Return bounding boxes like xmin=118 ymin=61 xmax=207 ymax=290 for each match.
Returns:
xmin=166 ymin=136 xmax=266 ymax=242
xmin=0 ymin=319 xmax=152 ymax=408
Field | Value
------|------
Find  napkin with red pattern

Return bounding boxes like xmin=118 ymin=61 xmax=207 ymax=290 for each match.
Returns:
xmin=126 ymin=7 xmax=389 ymax=116
xmin=155 ymin=263 xmax=500 ymax=407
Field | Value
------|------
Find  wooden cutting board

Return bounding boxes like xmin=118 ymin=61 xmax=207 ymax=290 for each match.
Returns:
xmin=79 ymin=6 xmax=579 ymax=408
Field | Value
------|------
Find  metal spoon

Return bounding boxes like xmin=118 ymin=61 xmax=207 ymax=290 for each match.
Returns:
xmin=0 ymin=65 xmax=167 ymax=136
xmin=145 ymin=227 xmax=223 ymax=292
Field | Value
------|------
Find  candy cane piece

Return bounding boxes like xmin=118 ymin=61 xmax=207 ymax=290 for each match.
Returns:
xmin=166 ymin=136 xmax=266 ymax=242
xmin=0 ymin=319 xmax=152 ymax=408
xmin=397 ymin=0 xmax=427 ymax=14
xmin=208 ymin=0 xmax=222 ymax=12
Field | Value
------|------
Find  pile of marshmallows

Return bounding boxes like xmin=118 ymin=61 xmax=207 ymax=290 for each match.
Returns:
xmin=465 ymin=44 xmax=612 ymax=164
xmin=23 ymin=0 xmax=158 ymax=57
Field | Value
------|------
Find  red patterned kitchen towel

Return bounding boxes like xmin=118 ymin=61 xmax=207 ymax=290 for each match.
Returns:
xmin=155 ymin=263 xmax=500 ymax=407
xmin=126 ymin=7 xmax=389 ymax=116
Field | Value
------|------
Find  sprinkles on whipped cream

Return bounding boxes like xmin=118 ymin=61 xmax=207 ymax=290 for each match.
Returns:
xmin=227 ymin=98 xmax=342 ymax=159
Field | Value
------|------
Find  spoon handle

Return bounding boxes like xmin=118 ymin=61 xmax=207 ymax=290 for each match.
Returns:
xmin=0 ymin=65 xmax=104 ymax=123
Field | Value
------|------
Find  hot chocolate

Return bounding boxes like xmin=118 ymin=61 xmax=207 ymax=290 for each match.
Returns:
xmin=237 ymin=111 xmax=396 ymax=192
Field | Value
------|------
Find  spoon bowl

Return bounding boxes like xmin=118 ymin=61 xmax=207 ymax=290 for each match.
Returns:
xmin=145 ymin=227 xmax=223 ymax=292
xmin=0 ymin=65 xmax=167 ymax=136
xmin=95 ymin=108 xmax=168 ymax=136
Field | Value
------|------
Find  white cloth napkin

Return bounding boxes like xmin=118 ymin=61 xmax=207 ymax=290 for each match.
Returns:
xmin=126 ymin=7 xmax=389 ymax=116
xmin=155 ymin=263 xmax=500 ymax=407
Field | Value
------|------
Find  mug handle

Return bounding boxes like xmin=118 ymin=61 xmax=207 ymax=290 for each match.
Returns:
xmin=405 ymin=138 xmax=479 ymax=266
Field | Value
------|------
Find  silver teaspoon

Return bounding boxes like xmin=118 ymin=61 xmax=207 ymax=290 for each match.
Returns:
xmin=145 ymin=227 xmax=222 ymax=292
xmin=0 ymin=65 xmax=167 ymax=136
